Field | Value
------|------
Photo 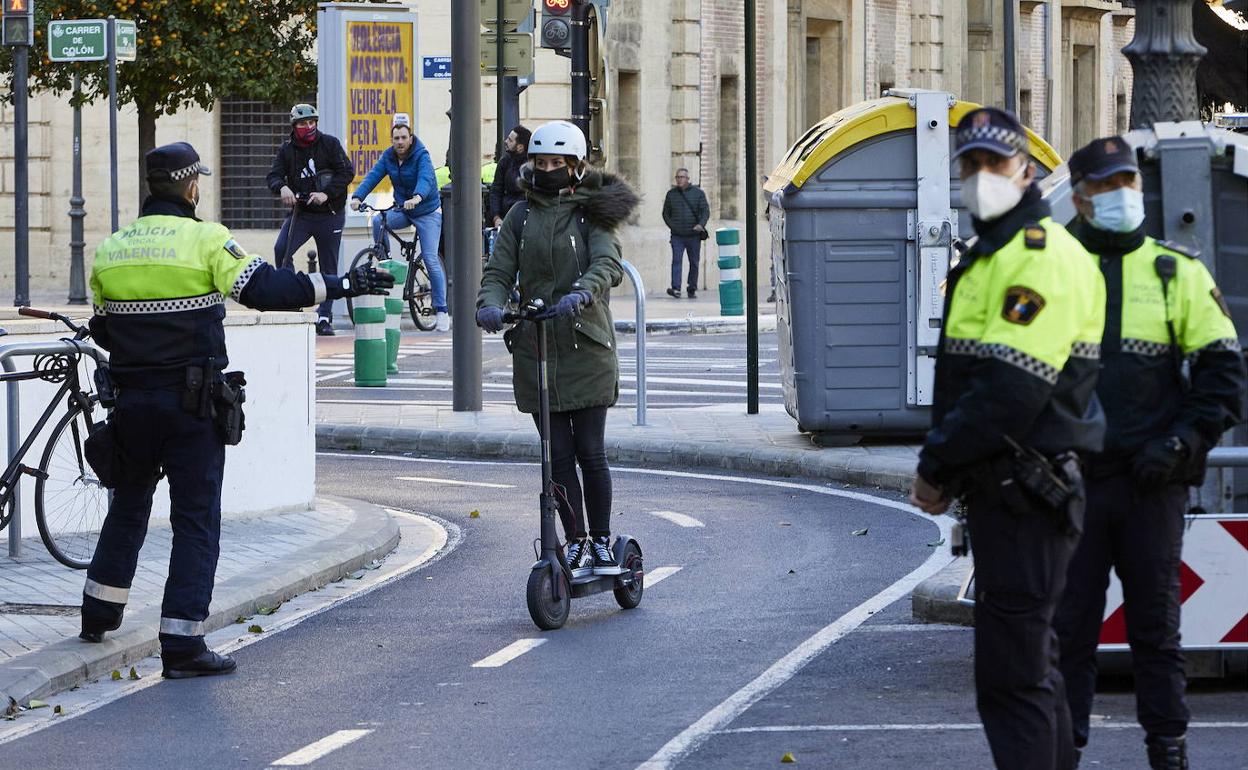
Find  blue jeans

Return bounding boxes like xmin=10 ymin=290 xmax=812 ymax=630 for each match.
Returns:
xmin=670 ymin=234 xmax=701 ymax=292
xmin=373 ymin=207 xmax=447 ymax=312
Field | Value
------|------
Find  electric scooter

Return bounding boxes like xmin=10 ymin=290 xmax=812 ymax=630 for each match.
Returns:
xmin=505 ymin=299 xmax=644 ymax=630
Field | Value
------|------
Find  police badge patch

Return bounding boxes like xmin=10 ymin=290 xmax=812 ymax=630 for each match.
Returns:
xmin=223 ymin=239 xmax=248 ymax=260
xmin=1003 ymin=286 xmax=1046 ymax=325
xmin=1211 ymin=287 xmax=1232 ymax=319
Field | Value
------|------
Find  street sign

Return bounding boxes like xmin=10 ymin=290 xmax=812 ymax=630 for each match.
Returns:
xmin=422 ymin=55 xmax=451 ymax=79
xmin=114 ymin=18 xmax=135 ymax=61
xmin=47 ymin=19 xmax=107 ymax=61
xmin=479 ymin=31 xmax=534 ymax=78
xmin=480 ymin=0 xmax=531 ymax=29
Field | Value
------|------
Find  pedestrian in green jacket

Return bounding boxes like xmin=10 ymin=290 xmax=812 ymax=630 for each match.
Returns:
xmin=476 ymin=120 xmax=640 ymax=578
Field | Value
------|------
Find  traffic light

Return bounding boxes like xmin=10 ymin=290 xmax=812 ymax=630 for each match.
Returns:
xmin=540 ymin=0 xmax=574 ymax=52
xmin=2 ymin=0 xmax=33 ymax=47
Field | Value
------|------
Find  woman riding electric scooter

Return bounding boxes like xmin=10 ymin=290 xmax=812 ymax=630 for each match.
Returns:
xmin=475 ymin=120 xmax=640 ymax=578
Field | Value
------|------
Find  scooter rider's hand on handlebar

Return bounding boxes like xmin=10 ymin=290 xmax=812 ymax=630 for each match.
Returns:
xmin=476 ymin=307 xmax=506 ymax=333
xmin=343 ymin=265 xmax=395 ymax=297
xmin=307 ymin=192 xmax=328 ymax=206
xmin=349 ymin=198 xmax=362 ymax=212
xmin=280 ymin=186 xmax=297 ymax=207
xmin=550 ymin=290 xmax=592 ymax=319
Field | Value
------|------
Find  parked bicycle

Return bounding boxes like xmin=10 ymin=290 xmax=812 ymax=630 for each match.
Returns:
xmin=0 ymin=308 xmax=109 ymax=569
xmin=345 ymin=201 xmax=436 ymax=331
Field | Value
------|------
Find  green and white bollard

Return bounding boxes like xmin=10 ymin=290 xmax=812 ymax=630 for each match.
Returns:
xmin=379 ymin=258 xmax=409 ymax=374
xmin=716 ymin=228 xmax=744 ymax=316
xmin=352 ymin=291 xmax=388 ymax=387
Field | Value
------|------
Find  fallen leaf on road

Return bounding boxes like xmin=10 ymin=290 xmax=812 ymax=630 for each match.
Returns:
xmin=348 ymin=570 xmax=366 ymax=580
xmin=235 ymin=615 xmax=251 ymax=624
xmin=27 ymin=700 xmax=48 ymax=709
xmin=129 ymin=667 xmax=140 ymax=681
xmin=248 ymin=624 xmax=264 ymax=634
xmin=788 ymin=569 xmax=796 ymax=574
xmin=781 ymin=753 xmax=796 ymax=763
xmin=779 ymin=522 xmax=791 ymax=527
xmin=110 ymin=670 xmax=122 ymax=681
xmin=256 ymin=604 xmax=281 ymax=616
xmin=469 ymin=510 xmax=480 ymax=518
xmin=927 ymin=538 xmax=945 ymax=547
xmin=851 ymin=528 xmax=869 ymax=536
xmin=53 ymin=705 xmax=63 ymax=716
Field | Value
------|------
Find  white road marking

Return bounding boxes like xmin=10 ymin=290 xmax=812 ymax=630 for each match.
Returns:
xmin=395 ymin=475 xmax=514 ymax=489
xmin=471 ymin=638 xmax=547 ymax=668
xmin=855 ymin=623 xmax=971 ymax=633
xmin=649 ymin=510 xmax=705 ymax=528
xmin=645 ymin=566 xmax=682 ymax=586
xmin=270 ymin=729 xmax=373 ymax=766
xmin=716 ymin=722 xmax=1248 ymax=734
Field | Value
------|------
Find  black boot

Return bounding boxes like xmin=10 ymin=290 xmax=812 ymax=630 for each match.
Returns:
xmin=162 ymin=649 xmax=238 ymax=679
xmin=1146 ymin=734 xmax=1188 ymax=770
xmin=80 ymin=595 xmax=124 ymax=643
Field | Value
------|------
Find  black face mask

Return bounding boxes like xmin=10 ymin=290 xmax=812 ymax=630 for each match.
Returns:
xmin=533 ymin=167 xmax=572 ymax=193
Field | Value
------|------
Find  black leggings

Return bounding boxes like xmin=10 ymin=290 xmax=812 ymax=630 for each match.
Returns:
xmin=533 ymin=406 xmax=611 ymax=540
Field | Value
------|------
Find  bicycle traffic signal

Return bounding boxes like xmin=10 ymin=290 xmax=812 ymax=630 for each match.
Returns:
xmin=540 ymin=0 xmax=575 ymax=52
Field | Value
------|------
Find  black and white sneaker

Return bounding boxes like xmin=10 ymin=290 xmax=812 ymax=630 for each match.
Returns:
xmin=315 ymin=318 xmax=335 ymax=336
xmin=590 ymin=536 xmax=624 ymax=575
xmin=566 ymin=539 xmax=593 ymax=578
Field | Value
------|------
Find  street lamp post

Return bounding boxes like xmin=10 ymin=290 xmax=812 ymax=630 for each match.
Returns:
xmin=1123 ymin=0 xmax=1207 ymax=127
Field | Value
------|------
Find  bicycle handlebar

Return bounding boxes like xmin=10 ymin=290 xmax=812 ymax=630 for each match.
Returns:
xmin=18 ymin=307 xmax=90 ymax=339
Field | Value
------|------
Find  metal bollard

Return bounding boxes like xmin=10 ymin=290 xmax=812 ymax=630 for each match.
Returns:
xmin=352 ymin=292 xmax=388 ymax=387
xmin=716 ymin=228 xmax=744 ymax=316
xmin=379 ymin=258 xmax=409 ymax=374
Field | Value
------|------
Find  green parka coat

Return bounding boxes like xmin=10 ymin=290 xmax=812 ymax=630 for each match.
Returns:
xmin=478 ymin=167 xmax=640 ymax=414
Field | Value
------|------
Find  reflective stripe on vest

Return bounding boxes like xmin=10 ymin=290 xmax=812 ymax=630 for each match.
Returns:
xmin=83 ymin=578 xmax=130 ymax=605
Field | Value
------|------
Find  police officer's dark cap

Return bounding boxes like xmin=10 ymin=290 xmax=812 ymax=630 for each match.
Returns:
xmin=145 ymin=142 xmax=212 ymax=183
xmin=1067 ymin=135 xmax=1139 ymax=186
xmin=953 ymin=107 xmax=1030 ymax=159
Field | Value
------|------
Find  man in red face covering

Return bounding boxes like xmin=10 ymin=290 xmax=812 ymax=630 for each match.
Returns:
xmin=266 ymin=103 xmax=354 ymax=335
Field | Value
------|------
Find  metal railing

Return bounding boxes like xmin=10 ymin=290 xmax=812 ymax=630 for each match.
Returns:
xmin=3 ymin=338 xmax=109 ymax=558
xmin=620 ymin=260 xmax=647 ymax=426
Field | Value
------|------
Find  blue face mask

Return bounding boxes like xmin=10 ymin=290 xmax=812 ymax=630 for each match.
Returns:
xmin=1089 ymin=186 xmax=1145 ymax=233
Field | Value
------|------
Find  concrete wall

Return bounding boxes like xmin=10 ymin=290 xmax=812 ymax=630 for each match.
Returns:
xmin=0 ymin=310 xmax=316 ymax=542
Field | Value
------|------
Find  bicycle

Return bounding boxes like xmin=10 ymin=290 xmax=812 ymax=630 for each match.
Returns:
xmin=0 ymin=308 xmax=110 ymax=569
xmin=345 ymin=201 xmax=436 ymax=331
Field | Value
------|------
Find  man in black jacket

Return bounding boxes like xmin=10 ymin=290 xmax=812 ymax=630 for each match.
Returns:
xmin=661 ymin=168 xmax=710 ymax=298
xmin=266 ymin=104 xmax=354 ymax=335
xmin=490 ymin=125 xmax=530 ymax=227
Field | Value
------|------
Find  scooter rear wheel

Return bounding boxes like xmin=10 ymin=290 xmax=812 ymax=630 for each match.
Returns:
xmin=613 ymin=541 xmax=644 ymax=610
xmin=526 ymin=565 xmax=571 ymax=630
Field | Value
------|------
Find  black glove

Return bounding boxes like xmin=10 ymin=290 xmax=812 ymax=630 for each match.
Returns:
xmin=476 ymin=306 xmax=506 ymax=333
xmin=549 ymin=290 xmax=592 ymax=319
xmin=1131 ymin=436 xmax=1188 ymax=488
xmin=342 ymin=265 xmax=394 ymax=298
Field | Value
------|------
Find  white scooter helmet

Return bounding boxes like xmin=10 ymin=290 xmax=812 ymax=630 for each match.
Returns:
xmin=529 ymin=120 xmax=587 ymax=162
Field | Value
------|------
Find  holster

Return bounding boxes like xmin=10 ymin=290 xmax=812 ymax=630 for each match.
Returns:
xmin=181 ymin=359 xmax=247 ymax=446
xmin=990 ymin=444 xmax=1084 ymax=536
xmin=83 ymin=420 xmax=122 ymax=489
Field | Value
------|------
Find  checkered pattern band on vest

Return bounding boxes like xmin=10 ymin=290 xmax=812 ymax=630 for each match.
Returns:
xmin=943 ymin=337 xmax=980 ymax=356
xmin=1204 ymin=338 xmax=1243 ymax=353
xmin=167 ymin=162 xmax=206 ymax=181
xmin=103 ymin=293 xmax=224 ymax=315
xmin=979 ymin=342 xmax=1059 ymax=384
xmin=1121 ymin=338 xmax=1172 ymax=357
xmin=1069 ymin=341 xmax=1102 ymax=359
xmin=230 ymin=257 xmax=265 ymax=301
xmin=955 ymin=124 xmax=1029 ymax=155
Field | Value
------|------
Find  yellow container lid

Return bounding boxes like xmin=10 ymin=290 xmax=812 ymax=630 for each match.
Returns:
xmin=765 ymin=95 xmax=1062 ymax=195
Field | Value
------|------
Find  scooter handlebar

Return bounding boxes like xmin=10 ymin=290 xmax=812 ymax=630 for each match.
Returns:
xmin=502 ymin=299 xmax=547 ymax=324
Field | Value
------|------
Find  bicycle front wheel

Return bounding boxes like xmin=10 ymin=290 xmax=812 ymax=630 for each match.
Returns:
xmin=344 ymin=246 xmax=380 ymax=327
xmin=36 ymin=401 xmax=109 ymax=569
xmin=407 ymin=259 xmax=436 ymax=331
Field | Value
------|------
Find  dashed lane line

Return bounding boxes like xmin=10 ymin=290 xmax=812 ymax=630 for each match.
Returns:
xmin=715 ymin=722 xmax=1248 ymax=735
xmin=269 ymin=729 xmax=373 ymax=766
xmin=648 ymin=511 xmax=705 ymax=528
xmin=645 ymin=566 xmax=683 ymax=587
xmin=471 ymin=638 xmax=547 ymax=668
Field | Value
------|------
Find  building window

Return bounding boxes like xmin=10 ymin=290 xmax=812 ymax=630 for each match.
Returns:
xmin=1116 ymin=92 xmax=1129 ymax=135
xmin=219 ymin=99 xmax=306 ymax=230
xmin=1020 ymin=89 xmax=1033 ymax=128
xmin=719 ymin=75 xmax=740 ymax=220
xmin=614 ymin=71 xmax=641 ymax=216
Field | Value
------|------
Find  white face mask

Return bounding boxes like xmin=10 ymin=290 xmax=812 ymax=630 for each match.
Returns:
xmin=962 ymin=162 xmax=1028 ymax=222
xmin=1089 ymin=186 xmax=1145 ymax=233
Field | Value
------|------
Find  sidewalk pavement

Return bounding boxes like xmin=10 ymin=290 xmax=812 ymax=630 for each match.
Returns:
xmin=0 ymin=496 xmax=400 ymax=707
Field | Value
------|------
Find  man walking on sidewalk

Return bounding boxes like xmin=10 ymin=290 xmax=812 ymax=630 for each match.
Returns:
xmin=661 ymin=168 xmax=709 ymax=298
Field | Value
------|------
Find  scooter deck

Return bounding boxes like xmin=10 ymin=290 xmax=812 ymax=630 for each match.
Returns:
xmin=569 ymin=571 xmax=635 ymax=598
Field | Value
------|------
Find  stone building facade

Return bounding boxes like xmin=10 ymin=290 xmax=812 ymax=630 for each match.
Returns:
xmin=3 ymin=0 xmax=1138 ymax=299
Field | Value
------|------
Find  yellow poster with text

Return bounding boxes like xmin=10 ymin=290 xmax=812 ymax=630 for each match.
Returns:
xmin=346 ymin=20 xmax=415 ymax=192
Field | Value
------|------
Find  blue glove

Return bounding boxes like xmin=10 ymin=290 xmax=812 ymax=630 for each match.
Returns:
xmin=476 ymin=306 xmax=506 ymax=333
xmin=551 ymin=290 xmax=592 ymax=318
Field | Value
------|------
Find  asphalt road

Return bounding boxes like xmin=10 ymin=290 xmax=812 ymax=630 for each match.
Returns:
xmin=4 ymin=454 xmax=1245 ymax=768
xmin=314 ymin=330 xmax=785 ymax=411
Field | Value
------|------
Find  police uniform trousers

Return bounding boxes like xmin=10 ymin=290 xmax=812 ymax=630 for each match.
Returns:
xmin=1055 ymin=473 xmax=1189 ymax=746
xmin=84 ymin=388 xmax=226 ymax=657
xmin=966 ymin=470 xmax=1083 ymax=770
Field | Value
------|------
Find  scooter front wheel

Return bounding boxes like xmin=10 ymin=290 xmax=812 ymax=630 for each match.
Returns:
xmin=526 ymin=565 xmax=571 ymax=630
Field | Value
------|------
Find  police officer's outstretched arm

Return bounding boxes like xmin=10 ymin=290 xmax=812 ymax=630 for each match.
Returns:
xmin=918 ymin=250 xmax=1105 ymax=485
xmin=206 ymin=236 xmax=391 ymax=312
xmin=1172 ymin=256 xmax=1248 ymax=453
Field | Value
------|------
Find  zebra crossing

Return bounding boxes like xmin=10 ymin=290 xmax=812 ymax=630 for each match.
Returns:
xmin=315 ymin=332 xmax=783 ymax=409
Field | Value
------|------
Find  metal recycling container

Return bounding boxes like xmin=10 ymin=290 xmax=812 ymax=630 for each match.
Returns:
xmin=764 ymin=90 xmax=1061 ymax=442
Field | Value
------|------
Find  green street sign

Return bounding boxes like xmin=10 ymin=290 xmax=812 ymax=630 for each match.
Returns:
xmin=479 ymin=31 xmax=534 ymax=77
xmin=47 ymin=19 xmax=106 ymax=61
xmin=114 ymin=19 xmax=135 ymax=61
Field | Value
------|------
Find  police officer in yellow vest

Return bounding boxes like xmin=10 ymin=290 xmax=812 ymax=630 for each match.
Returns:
xmin=81 ymin=142 xmax=393 ymax=678
xmin=1054 ymin=137 xmax=1245 ymax=769
xmin=909 ymin=108 xmax=1106 ymax=770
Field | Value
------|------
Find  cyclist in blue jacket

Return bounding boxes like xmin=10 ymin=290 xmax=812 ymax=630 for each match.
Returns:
xmin=350 ymin=121 xmax=449 ymax=331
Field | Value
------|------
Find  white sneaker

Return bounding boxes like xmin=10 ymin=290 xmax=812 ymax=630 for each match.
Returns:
xmin=435 ymin=311 xmax=451 ymax=332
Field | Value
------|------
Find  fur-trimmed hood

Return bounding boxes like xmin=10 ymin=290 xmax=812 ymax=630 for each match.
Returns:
xmin=518 ymin=164 xmax=640 ymax=232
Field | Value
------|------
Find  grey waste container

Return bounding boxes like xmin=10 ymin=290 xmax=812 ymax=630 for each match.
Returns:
xmin=764 ymin=89 xmax=1061 ymax=444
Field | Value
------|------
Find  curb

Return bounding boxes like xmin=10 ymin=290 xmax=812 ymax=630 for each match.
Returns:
xmin=0 ymin=495 xmax=399 ymax=707
xmin=910 ymin=557 xmax=973 ymax=626
xmin=613 ymin=314 xmax=778 ymax=335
